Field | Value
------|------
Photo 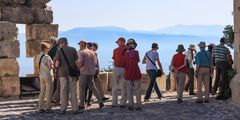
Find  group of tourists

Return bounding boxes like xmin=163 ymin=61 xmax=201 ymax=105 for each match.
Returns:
xmin=35 ymin=36 xmax=232 ymax=114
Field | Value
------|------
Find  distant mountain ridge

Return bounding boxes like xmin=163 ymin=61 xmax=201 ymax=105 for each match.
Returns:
xmin=155 ymin=25 xmax=225 ymax=37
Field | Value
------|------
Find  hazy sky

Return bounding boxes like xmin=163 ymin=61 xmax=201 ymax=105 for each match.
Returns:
xmin=47 ymin=0 xmax=233 ymax=31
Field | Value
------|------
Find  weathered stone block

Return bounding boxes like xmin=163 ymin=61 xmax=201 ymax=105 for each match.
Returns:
xmin=26 ymin=24 xmax=58 ymax=40
xmin=0 ymin=40 xmax=20 ymax=58
xmin=0 ymin=21 xmax=18 ymax=41
xmin=0 ymin=6 xmax=33 ymax=24
xmin=0 ymin=76 xmax=20 ymax=97
xmin=107 ymin=72 xmax=113 ymax=91
xmin=32 ymin=8 xmax=53 ymax=24
xmin=26 ymin=0 xmax=51 ymax=5
xmin=0 ymin=58 xmax=19 ymax=76
xmin=26 ymin=40 xmax=50 ymax=57
xmin=0 ymin=0 xmax=25 ymax=6
xmin=99 ymin=72 xmax=109 ymax=93
xmin=230 ymin=73 xmax=240 ymax=106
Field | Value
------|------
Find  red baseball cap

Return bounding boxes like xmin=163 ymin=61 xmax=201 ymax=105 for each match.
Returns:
xmin=115 ymin=37 xmax=126 ymax=43
xmin=78 ymin=40 xmax=87 ymax=45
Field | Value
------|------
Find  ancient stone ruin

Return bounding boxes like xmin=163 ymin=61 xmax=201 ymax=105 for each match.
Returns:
xmin=0 ymin=0 xmax=58 ymax=97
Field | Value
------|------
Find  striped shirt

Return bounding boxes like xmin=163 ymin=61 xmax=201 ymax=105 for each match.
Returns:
xmin=212 ymin=44 xmax=230 ymax=62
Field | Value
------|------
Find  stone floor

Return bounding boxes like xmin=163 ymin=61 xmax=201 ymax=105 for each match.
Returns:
xmin=0 ymin=92 xmax=240 ymax=120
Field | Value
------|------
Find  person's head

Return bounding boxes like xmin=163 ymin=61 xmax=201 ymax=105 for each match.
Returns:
xmin=86 ymin=42 xmax=93 ymax=50
xmin=176 ymin=44 xmax=185 ymax=53
xmin=151 ymin=43 xmax=159 ymax=50
xmin=198 ymin=41 xmax=206 ymax=50
xmin=57 ymin=37 xmax=68 ymax=48
xmin=126 ymin=38 xmax=137 ymax=50
xmin=92 ymin=42 xmax=98 ymax=51
xmin=40 ymin=42 xmax=51 ymax=53
xmin=50 ymin=36 xmax=58 ymax=47
xmin=116 ymin=37 xmax=126 ymax=46
xmin=188 ymin=44 xmax=196 ymax=52
xmin=208 ymin=43 xmax=215 ymax=51
xmin=78 ymin=40 xmax=87 ymax=50
xmin=220 ymin=38 xmax=225 ymax=45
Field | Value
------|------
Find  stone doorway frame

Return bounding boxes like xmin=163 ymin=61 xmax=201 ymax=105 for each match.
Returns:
xmin=0 ymin=0 xmax=58 ymax=97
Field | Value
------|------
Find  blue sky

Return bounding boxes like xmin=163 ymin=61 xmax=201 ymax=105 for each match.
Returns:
xmin=48 ymin=0 xmax=233 ymax=31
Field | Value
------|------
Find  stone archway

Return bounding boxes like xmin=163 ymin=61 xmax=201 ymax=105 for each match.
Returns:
xmin=0 ymin=0 xmax=58 ymax=97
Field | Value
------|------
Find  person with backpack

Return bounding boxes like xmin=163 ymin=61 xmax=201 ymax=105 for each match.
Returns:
xmin=195 ymin=42 xmax=213 ymax=103
xmin=124 ymin=39 xmax=142 ymax=110
xmin=35 ymin=42 xmax=54 ymax=113
xmin=55 ymin=37 xmax=79 ymax=114
xmin=142 ymin=43 xmax=164 ymax=102
xmin=184 ymin=44 xmax=196 ymax=95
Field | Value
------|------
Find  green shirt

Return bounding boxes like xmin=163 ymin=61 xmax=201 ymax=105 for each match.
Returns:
xmin=48 ymin=45 xmax=58 ymax=59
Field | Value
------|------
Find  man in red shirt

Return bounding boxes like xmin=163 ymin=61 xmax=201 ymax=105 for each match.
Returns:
xmin=112 ymin=37 xmax=127 ymax=107
xmin=124 ymin=39 xmax=142 ymax=110
xmin=170 ymin=44 xmax=187 ymax=103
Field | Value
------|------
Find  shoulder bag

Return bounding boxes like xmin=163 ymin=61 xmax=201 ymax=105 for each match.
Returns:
xmin=61 ymin=48 xmax=80 ymax=77
xmin=146 ymin=53 xmax=162 ymax=77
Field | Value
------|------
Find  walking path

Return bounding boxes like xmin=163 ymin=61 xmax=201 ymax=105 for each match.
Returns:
xmin=0 ymin=92 xmax=240 ymax=120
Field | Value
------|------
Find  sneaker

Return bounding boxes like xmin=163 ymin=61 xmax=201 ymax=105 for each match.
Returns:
xmin=177 ymin=99 xmax=182 ymax=103
xmin=111 ymin=105 xmax=117 ymax=108
xmin=38 ymin=109 xmax=45 ymax=113
xmin=128 ymin=106 xmax=134 ymax=111
xmin=72 ymin=110 xmax=81 ymax=114
xmin=196 ymin=100 xmax=203 ymax=103
xmin=119 ymin=105 xmax=126 ymax=108
xmin=45 ymin=109 xmax=53 ymax=113
xmin=102 ymin=97 xmax=109 ymax=101
xmin=99 ymin=102 xmax=104 ymax=108
xmin=144 ymin=99 xmax=150 ymax=102
xmin=79 ymin=106 xmax=85 ymax=110
xmin=86 ymin=103 xmax=92 ymax=107
xmin=189 ymin=93 xmax=195 ymax=95
xmin=136 ymin=106 xmax=142 ymax=111
xmin=59 ymin=110 xmax=66 ymax=115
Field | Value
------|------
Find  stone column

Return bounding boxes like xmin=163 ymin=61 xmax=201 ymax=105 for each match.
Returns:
xmin=231 ymin=0 xmax=240 ymax=106
xmin=0 ymin=21 xmax=20 ymax=97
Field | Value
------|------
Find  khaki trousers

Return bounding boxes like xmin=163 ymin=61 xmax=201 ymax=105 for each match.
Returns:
xmin=125 ymin=80 xmax=141 ymax=107
xmin=197 ymin=67 xmax=210 ymax=101
xmin=112 ymin=67 xmax=127 ymax=106
xmin=174 ymin=72 xmax=186 ymax=100
xmin=38 ymin=76 xmax=54 ymax=110
xmin=60 ymin=76 xmax=78 ymax=111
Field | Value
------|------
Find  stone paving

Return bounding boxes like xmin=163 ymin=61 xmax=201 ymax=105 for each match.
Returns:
xmin=0 ymin=92 xmax=240 ymax=120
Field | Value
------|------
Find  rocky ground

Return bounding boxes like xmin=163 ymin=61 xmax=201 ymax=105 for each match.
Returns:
xmin=0 ymin=92 xmax=240 ymax=120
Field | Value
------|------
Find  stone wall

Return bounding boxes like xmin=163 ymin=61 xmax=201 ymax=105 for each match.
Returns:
xmin=231 ymin=0 xmax=240 ymax=106
xmin=0 ymin=0 xmax=58 ymax=97
xmin=0 ymin=21 xmax=20 ymax=97
xmin=97 ymin=72 xmax=198 ymax=95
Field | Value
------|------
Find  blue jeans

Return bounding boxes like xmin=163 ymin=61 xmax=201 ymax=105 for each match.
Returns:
xmin=144 ymin=69 xmax=162 ymax=100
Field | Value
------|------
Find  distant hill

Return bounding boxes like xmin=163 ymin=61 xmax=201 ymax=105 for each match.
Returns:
xmin=18 ymin=25 xmax=223 ymax=76
xmin=155 ymin=25 xmax=225 ymax=37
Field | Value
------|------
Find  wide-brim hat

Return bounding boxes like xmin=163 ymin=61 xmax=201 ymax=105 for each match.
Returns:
xmin=176 ymin=44 xmax=185 ymax=52
xmin=188 ymin=44 xmax=195 ymax=50
xmin=198 ymin=41 xmax=206 ymax=48
xmin=57 ymin=37 xmax=68 ymax=44
xmin=116 ymin=37 xmax=126 ymax=43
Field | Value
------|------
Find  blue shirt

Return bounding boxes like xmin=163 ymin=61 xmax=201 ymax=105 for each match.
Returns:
xmin=195 ymin=49 xmax=212 ymax=67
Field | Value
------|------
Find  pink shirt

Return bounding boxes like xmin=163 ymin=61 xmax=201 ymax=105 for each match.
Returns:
xmin=78 ymin=49 xmax=97 ymax=75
